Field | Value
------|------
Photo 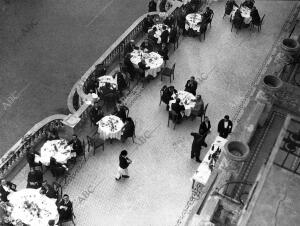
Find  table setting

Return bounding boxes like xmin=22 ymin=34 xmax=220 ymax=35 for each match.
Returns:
xmin=96 ymin=115 xmax=124 ymax=140
xmin=185 ymin=13 xmax=202 ymax=32
xmin=148 ymin=23 xmax=170 ymax=44
xmin=231 ymin=6 xmax=252 ymax=24
xmin=169 ymin=91 xmax=196 ymax=117
xmin=98 ymin=75 xmax=118 ymax=90
xmin=130 ymin=50 xmax=164 ymax=77
xmin=5 ymin=188 xmax=59 ymax=226
xmin=37 ymin=139 xmax=74 ymax=166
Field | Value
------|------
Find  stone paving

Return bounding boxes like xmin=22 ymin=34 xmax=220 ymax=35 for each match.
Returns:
xmin=10 ymin=1 xmax=298 ymax=226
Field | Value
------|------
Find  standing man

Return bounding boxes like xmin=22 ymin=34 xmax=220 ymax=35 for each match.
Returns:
xmin=199 ymin=116 xmax=211 ymax=147
xmin=148 ymin=0 xmax=157 ymax=12
xmin=217 ymin=115 xmax=233 ymax=138
xmin=57 ymin=194 xmax=73 ymax=223
xmin=115 ymin=150 xmax=132 ymax=181
xmin=191 ymin=130 xmax=206 ymax=163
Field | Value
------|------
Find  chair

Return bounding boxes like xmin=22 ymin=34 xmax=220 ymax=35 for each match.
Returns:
xmin=199 ymin=23 xmax=208 ymax=41
xmin=58 ymin=208 xmax=76 ymax=226
xmin=207 ymin=14 xmax=214 ymax=27
xmin=87 ymin=135 xmax=104 ymax=156
xmin=251 ymin=14 xmax=265 ymax=32
xmin=160 ymin=63 xmax=176 ymax=82
xmin=168 ymin=110 xmax=180 ymax=130
xmin=53 ymin=182 xmax=63 ymax=199
xmin=201 ymin=103 xmax=209 ymax=123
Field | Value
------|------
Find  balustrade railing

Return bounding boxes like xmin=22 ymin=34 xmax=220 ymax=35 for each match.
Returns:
xmin=1 ymin=0 xmax=183 ymax=179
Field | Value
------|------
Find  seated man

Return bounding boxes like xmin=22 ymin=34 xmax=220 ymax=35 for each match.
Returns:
xmin=184 ymin=76 xmax=198 ymax=96
xmin=27 ymin=167 xmax=43 ymax=189
xmin=233 ymin=9 xmax=244 ymax=29
xmin=121 ymin=117 xmax=135 ymax=142
xmin=113 ymin=71 xmax=127 ymax=92
xmin=89 ymin=103 xmax=104 ymax=126
xmin=160 ymin=25 xmax=169 ymax=44
xmin=0 ymin=179 xmax=16 ymax=202
xmin=140 ymin=39 xmax=154 ymax=52
xmin=40 ymin=180 xmax=58 ymax=199
xmin=67 ymin=134 xmax=83 ymax=156
xmin=147 ymin=27 xmax=159 ymax=44
xmin=202 ymin=7 xmax=214 ymax=24
xmin=161 ymin=86 xmax=178 ymax=109
xmin=171 ymin=98 xmax=185 ymax=120
xmin=57 ymin=194 xmax=73 ymax=223
xmin=191 ymin=95 xmax=204 ymax=118
xmin=94 ymin=63 xmax=107 ymax=78
xmin=50 ymin=157 xmax=68 ymax=178
xmin=124 ymin=40 xmax=137 ymax=55
xmin=143 ymin=15 xmax=154 ymax=32
xmin=26 ymin=145 xmax=42 ymax=169
xmin=250 ymin=6 xmax=260 ymax=25
xmin=241 ymin=0 xmax=254 ymax=9
xmin=114 ymin=101 xmax=129 ymax=122
xmin=124 ymin=53 xmax=136 ymax=79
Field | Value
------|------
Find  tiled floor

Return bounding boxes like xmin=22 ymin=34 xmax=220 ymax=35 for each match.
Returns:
xmin=11 ymin=1 xmax=298 ymax=226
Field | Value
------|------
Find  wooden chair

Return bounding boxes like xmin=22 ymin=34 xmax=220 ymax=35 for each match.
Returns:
xmin=87 ymin=135 xmax=105 ymax=156
xmin=160 ymin=63 xmax=176 ymax=82
xmin=208 ymin=13 xmax=214 ymax=27
xmin=201 ymin=103 xmax=209 ymax=123
xmin=168 ymin=110 xmax=180 ymax=130
xmin=251 ymin=14 xmax=265 ymax=32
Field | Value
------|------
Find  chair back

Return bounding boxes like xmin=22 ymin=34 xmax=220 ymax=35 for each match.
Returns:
xmin=171 ymin=63 xmax=176 ymax=74
xmin=86 ymin=135 xmax=94 ymax=146
xmin=169 ymin=110 xmax=179 ymax=121
xmin=53 ymin=182 xmax=63 ymax=198
xmin=260 ymin=14 xmax=265 ymax=25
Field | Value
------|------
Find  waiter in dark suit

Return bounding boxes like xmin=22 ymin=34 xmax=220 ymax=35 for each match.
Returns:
xmin=191 ymin=129 xmax=206 ymax=163
xmin=160 ymin=25 xmax=169 ymax=44
xmin=199 ymin=116 xmax=211 ymax=146
xmin=57 ymin=194 xmax=73 ymax=223
xmin=217 ymin=115 xmax=233 ymax=138
xmin=0 ymin=179 xmax=16 ymax=202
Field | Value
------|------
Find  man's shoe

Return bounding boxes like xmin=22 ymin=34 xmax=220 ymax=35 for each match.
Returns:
xmin=115 ymin=177 xmax=121 ymax=181
xmin=122 ymin=175 xmax=130 ymax=178
xmin=196 ymin=159 xmax=202 ymax=163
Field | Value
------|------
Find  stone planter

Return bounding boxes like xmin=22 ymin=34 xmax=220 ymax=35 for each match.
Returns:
xmin=281 ymin=38 xmax=300 ymax=58
xmin=262 ymin=75 xmax=283 ymax=94
xmin=224 ymin=141 xmax=250 ymax=162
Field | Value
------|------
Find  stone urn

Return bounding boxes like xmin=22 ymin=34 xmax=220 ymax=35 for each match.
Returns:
xmin=221 ymin=141 xmax=250 ymax=175
xmin=262 ymin=75 xmax=283 ymax=95
xmin=281 ymin=38 xmax=300 ymax=59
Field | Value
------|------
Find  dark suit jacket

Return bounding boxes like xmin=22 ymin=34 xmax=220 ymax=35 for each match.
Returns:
xmin=58 ymin=200 xmax=73 ymax=221
xmin=27 ymin=170 xmax=43 ymax=188
xmin=161 ymin=30 xmax=169 ymax=44
xmin=171 ymin=102 xmax=185 ymax=115
xmin=68 ymin=138 xmax=83 ymax=155
xmin=185 ymin=80 xmax=198 ymax=95
xmin=218 ymin=119 xmax=233 ymax=135
xmin=0 ymin=182 xmax=16 ymax=202
xmin=191 ymin=132 xmax=205 ymax=152
xmin=199 ymin=120 xmax=211 ymax=134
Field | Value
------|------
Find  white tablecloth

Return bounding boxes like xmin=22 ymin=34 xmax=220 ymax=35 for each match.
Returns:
xmin=97 ymin=115 xmax=124 ymax=140
xmin=185 ymin=13 xmax=202 ymax=32
xmin=98 ymin=75 xmax=118 ymax=90
xmin=7 ymin=189 xmax=59 ymax=226
xmin=38 ymin=139 xmax=73 ymax=166
xmin=192 ymin=136 xmax=228 ymax=185
xmin=130 ymin=50 xmax=164 ymax=77
xmin=148 ymin=23 xmax=170 ymax=44
xmin=231 ymin=6 xmax=252 ymax=24
xmin=169 ymin=91 xmax=196 ymax=117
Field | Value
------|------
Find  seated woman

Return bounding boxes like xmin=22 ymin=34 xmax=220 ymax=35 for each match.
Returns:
xmin=49 ymin=157 xmax=67 ymax=178
xmin=0 ymin=179 xmax=16 ymax=202
xmin=161 ymin=86 xmax=178 ymax=109
xmin=241 ymin=0 xmax=254 ymax=9
xmin=250 ymin=6 xmax=260 ymax=25
xmin=57 ymin=194 xmax=73 ymax=223
xmin=121 ymin=117 xmax=135 ymax=142
xmin=224 ymin=0 xmax=238 ymax=17
xmin=190 ymin=95 xmax=204 ymax=119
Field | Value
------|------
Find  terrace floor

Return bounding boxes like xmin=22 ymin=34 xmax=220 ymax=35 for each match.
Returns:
xmin=10 ymin=1 xmax=299 ymax=226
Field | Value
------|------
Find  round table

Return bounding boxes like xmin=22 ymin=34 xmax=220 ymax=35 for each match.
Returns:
xmin=130 ymin=50 xmax=164 ymax=78
xmin=148 ymin=23 xmax=170 ymax=44
xmin=169 ymin=91 xmax=196 ymax=117
xmin=185 ymin=13 xmax=202 ymax=32
xmin=7 ymin=189 xmax=59 ymax=226
xmin=231 ymin=6 xmax=252 ymax=24
xmin=97 ymin=115 xmax=124 ymax=140
xmin=98 ymin=75 xmax=118 ymax=90
xmin=38 ymin=139 xmax=74 ymax=166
